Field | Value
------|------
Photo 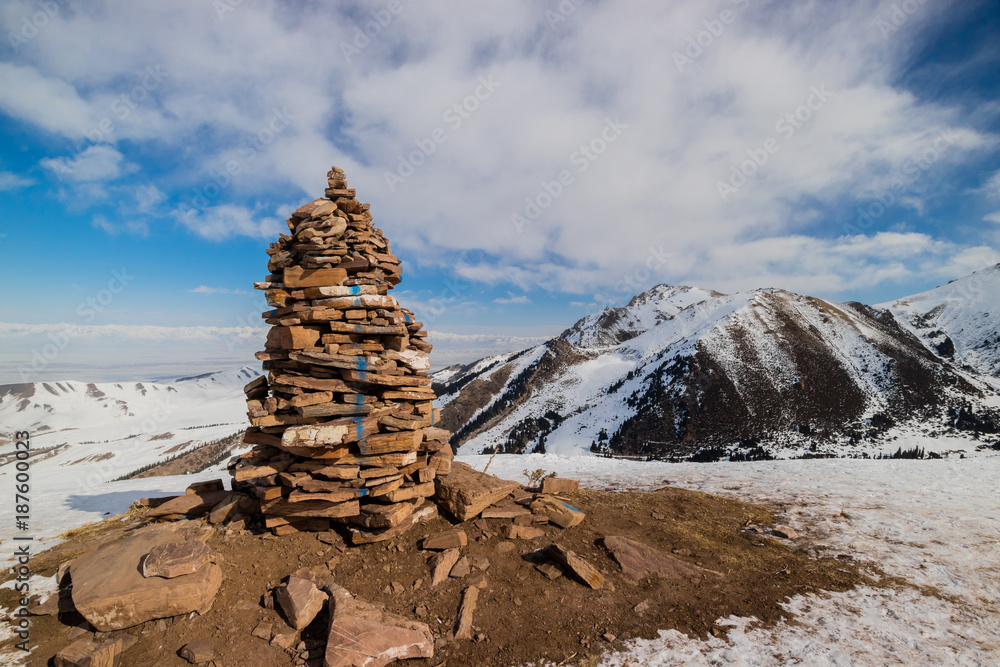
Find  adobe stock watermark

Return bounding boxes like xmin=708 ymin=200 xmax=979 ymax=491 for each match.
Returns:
xmin=423 ymin=278 xmax=469 ymax=324
xmin=48 ymin=65 xmax=167 ymax=182
xmin=511 ymin=117 xmax=628 ymax=233
xmin=6 ymin=0 xmax=66 ymax=53
xmin=340 ymin=0 xmax=410 ymax=62
xmin=545 ymin=0 xmax=589 ymax=30
xmin=178 ymin=106 xmax=295 ymax=216
xmin=594 ymin=245 xmax=672 ymax=308
xmin=673 ymin=0 xmax=751 ymax=72
xmin=213 ymin=0 xmax=243 ymax=21
xmin=383 ymin=74 xmax=502 ymax=192
xmin=17 ymin=268 xmax=135 ymax=381
xmin=716 ymin=85 xmax=834 ymax=202
xmin=875 ymin=0 xmax=929 ymax=39
xmin=844 ymin=128 xmax=963 ymax=235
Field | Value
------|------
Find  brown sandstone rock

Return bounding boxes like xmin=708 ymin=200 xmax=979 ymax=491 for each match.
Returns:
xmin=70 ymin=523 xmax=223 ymax=631
xmin=543 ymin=544 xmax=604 ymax=589
xmin=433 ymin=462 xmax=518 ymax=521
xmin=141 ymin=540 xmax=216 ymax=579
xmin=324 ymin=584 xmax=433 ymax=667
xmin=179 ymin=638 xmax=215 ymax=664
xmin=541 ymin=477 xmax=580 ymax=495
xmin=602 ymin=535 xmax=701 ymax=581
xmin=276 ymin=576 xmax=329 ymax=630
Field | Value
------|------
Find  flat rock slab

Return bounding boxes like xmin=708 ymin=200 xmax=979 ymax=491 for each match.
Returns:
xmin=54 ymin=635 xmax=130 ymax=667
xmin=543 ymin=544 xmax=604 ymax=589
xmin=531 ymin=496 xmax=585 ymax=528
xmin=454 ymin=586 xmax=479 ymax=640
xmin=324 ymin=584 xmax=433 ymax=667
xmin=145 ymin=491 xmax=241 ymax=519
xmin=70 ymin=522 xmax=223 ymax=631
xmin=541 ymin=477 xmax=580 ymax=495
xmin=602 ymin=536 xmax=701 ymax=581
xmin=180 ymin=638 xmax=215 ymax=664
xmin=421 ymin=528 xmax=467 ymax=550
xmin=433 ymin=462 xmax=519 ymax=522
xmin=142 ymin=539 xmax=216 ymax=579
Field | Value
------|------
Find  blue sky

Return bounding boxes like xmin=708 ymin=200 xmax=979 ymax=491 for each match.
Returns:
xmin=1 ymin=0 xmax=999 ymax=343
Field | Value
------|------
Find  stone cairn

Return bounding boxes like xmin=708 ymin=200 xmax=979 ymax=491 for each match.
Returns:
xmin=230 ymin=165 xmax=455 ymax=542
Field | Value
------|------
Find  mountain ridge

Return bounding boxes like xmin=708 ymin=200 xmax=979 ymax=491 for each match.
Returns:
xmin=435 ymin=275 xmax=1000 ymax=460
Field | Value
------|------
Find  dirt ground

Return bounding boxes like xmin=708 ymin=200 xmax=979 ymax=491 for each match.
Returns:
xmin=1 ymin=485 xmax=875 ymax=666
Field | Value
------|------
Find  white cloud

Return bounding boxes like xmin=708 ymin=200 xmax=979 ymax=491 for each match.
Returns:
xmin=493 ymin=294 xmax=531 ymax=305
xmin=173 ymin=204 xmax=285 ymax=241
xmin=0 ymin=62 xmax=96 ymax=138
xmin=0 ymin=171 xmax=33 ymax=191
xmin=133 ymin=184 xmax=166 ymax=213
xmin=189 ymin=286 xmax=251 ymax=295
xmin=1 ymin=0 xmax=996 ymax=296
xmin=92 ymin=214 xmax=149 ymax=237
xmin=40 ymin=145 xmax=130 ymax=182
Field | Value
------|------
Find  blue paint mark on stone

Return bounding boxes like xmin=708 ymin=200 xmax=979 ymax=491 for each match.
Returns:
xmin=355 ymin=418 xmax=365 ymax=441
xmin=359 ymin=488 xmax=369 ymax=497
xmin=350 ymin=285 xmax=361 ymax=295
xmin=353 ymin=297 xmax=362 ymax=307
xmin=562 ymin=502 xmax=583 ymax=514
xmin=404 ymin=313 xmax=411 ymax=322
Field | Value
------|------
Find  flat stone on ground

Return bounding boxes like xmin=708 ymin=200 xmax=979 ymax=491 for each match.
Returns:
xmin=541 ymin=477 xmax=580 ymax=495
xmin=324 ymin=584 xmax=433 ymax=667
xmin=433 ymin=462 xmax=519 ymax=522
xmin=141 ymin=539 xmax=216 ymax=579
xmin=54 ymin=636 xmax=127 ymax=667
xmin=179 ymin=638 xmax=215 ymax=664
xmin=543 ymin=544 xmax=604 ymax=589
xmin=602 ymin=535 xmax=701 ymax=581
xmin=70 ymin=522 xmax=223 ymax=631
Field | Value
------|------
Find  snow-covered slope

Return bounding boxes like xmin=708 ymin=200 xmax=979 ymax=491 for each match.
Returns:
xmin=0 ymin=367 xmax=256 ymax=495
xmin=880 ymin=263 xmax=1000 ymax=380
xmin=438 ymin=283 xmax=1000 ymax=459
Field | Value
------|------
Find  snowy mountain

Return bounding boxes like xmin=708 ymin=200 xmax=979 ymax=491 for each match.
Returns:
xmin=436 ymin=283 xmax=1000 ymax=459
xmin=0 ymin=367 xmax=257 ymax=493
xmin=880 ymin=263 xmax=1000 ymax=380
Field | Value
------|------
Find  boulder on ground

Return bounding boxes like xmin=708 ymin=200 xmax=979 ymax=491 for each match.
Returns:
xmin=433 ymin=462 xmax=519 ymax=522
xmin=324 ymin=584 xmax=433 ymax=667
xmin=276 ymin=575 xmax=329 ymax=630
xmin=69 ymin=522 xmax=222 ymax=631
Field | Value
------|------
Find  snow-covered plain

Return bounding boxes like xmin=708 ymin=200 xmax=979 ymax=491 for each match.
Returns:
xmin=1 ymin=454 xmax=997 ymax=665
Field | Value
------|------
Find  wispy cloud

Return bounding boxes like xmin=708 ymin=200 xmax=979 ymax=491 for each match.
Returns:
xmin=40 ymin=145 xmax=132 ymax=182
xmin=0 ymin=171 xmax=34 ymax=191
xmin=190 ymin=285 xmax=251 ymax=295
xmin=494 ymin=294 xmax=531 ymax=305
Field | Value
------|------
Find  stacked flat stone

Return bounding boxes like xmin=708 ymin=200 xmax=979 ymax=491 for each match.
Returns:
xmin=231 ymin=165 xmax=454 ymax=542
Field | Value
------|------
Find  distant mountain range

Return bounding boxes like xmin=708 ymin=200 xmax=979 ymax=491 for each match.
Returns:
xmin=0 ymin=367 xmax=258 ymax=488
xmin=434 ymin=265 xmax=1000 ymax=460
